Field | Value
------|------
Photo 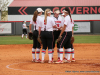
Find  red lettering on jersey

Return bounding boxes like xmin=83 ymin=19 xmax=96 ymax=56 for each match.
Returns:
xmin=76 ymin=7 xmax=82 ymax=14
xmin=69 ymin=7 xmax=75 ymax=14
xmin=55 ymin=21 xmax=61 ymax=23
xmin=90 ymin=7 xmax=97 ymax=14
xmin=57 ymin=24 xmax=59 ymax=27
xmin=83 ymin=7 xmax=89 ymax=14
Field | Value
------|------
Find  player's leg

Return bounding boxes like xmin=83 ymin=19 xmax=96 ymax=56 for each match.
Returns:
xmin=25 ymin=29 xmax=28 ymax=39
xmin=52 ymin=31 xmax=56 ymax=60
xmin=22 ymin=29 xmax=24 ymax=39
xmin=64 ymin=32 xmax=72 ymax=63
xmin=47 ymin=31 xmax=53 ymax=63
xmin=71 ymin=44 xmax=75 ymax=62
xmin=35 ymin=31 xmax=41 ymax=62
xmin=57 ymin=30 xmax=61 ymax=60
xmin=55 ymin=32 xmax=67 ymax=63
xmin=41 ymin=31 xmax=47 ymax=63
xmin=32 ymin=31 xmax=37 ymax=62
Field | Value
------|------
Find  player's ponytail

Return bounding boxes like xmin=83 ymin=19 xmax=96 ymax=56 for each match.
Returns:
xmin=65 ymin=7 xmax=71 ymax=19
xmin=33 ymin=10 xmax=38 ymax=22
xmin=44 ymin=9 xmax=51 ymax=24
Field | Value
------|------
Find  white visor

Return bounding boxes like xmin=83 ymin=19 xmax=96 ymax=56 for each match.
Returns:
xmin=62 ymin=13 xmax=65 ymax=15
xmin=54 ymin=10 xmax=60 ymax=14
xmin=47 ymin=11 xmax=53 ymax=13
xmin=62 ymin=10 xmax=68 ymax=13
xmin=37 ymin=8 xmax=44 ymax=12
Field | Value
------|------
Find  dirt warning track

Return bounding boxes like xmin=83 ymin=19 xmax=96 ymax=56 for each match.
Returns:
xmin=0 ymin=44 xmax=100 ymax=75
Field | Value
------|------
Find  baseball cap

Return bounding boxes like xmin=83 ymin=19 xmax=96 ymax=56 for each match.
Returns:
xmin=37 ymin=8 xmax=44 ymax=12
xmin=62 ymin=10 xmax=68 ymax=13
xmin=54 ymin=10 xmax=60 ymax=14
xmin=47 ymin=11 xmax=53 ymax=13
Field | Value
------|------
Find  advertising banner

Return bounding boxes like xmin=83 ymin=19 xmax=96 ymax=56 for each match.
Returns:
xmin=74 ymin=22 xmax=90 ymax=33
xmin=0 ymin=23 xmax=12 ymax=34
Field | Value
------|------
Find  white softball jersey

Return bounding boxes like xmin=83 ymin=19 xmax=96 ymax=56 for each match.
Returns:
xmin=22 ymin=24 xmax=27 ymax=29
xmin=44 ymin=16 xmax=56 ymax=31
xmin=64 ymin=15 xmax=73 ymax=32
xmin=52 ymin=16 xmax=63 ymax=30
xmin=30 ymin=16 xmax=44 ymax=31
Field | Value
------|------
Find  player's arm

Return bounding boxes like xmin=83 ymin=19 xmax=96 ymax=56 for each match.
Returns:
xmin=29 ymin=24 xmax=32 ymax=32
xmin=72 ymin=26 xmax=74 ymax=36
xmin=59 ymin=24 xmax=66 ymax=36
xmin=29 ymin=18 xmax=33 ymax=32
xmin=52 ymin=19 xmax=57 ymax=28
xmin=38 ymin=27 xmax=41 ymax=35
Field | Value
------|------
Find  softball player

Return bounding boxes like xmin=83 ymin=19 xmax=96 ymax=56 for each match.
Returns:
xmin=39 ymin=9 xmax=57 ymax=63
xmin=21 ymin=21 xmax=28 ymax=39
xmin=71 ymin=19 xmax=75 ymax=62
xmin=29 ymin=8 xmax=44 ymax=62
xmin=62 ymin=12 xmax=75 ymax=62
xmin=52 ymin=9 xmax=63 ymax=61
xmin=55 ymin=7 xmax=73 ymax=63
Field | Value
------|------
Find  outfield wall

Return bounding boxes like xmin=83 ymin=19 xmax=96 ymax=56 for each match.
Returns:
xmin=0 ymin=21 xmax=100 ymax=35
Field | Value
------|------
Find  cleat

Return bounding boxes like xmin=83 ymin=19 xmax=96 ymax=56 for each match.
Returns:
xmin=63 ymin=57 xmax=66 ymax=61
xmin=66 ymin=60 xmax=71 ymax=63
xmin=55 ymin=60 xmax=63 ymax=64
xmin=72 ymin=58 xmax=75 ymax=62
xmin=35 ymin=59 xmax=41 ymax=63
xmin=48 ymin=60 xmax=54 ymax=64
xmin=41 ymin=60 xmax=45 ymax=63
xmin=32 ymin=59 xmax=35 ymax=62
xmin=63 ymin=58 xmax=68 ymax=63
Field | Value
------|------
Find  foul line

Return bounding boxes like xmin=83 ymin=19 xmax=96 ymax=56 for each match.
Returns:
xmin=6 ymin=59 xmax=100 ymax=73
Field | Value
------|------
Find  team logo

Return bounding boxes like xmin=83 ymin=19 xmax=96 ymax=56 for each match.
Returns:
xmin=74 ymin=24 xmax=78 ymax=31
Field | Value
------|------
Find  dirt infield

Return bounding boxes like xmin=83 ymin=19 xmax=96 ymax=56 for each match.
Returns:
xmin=0 ymin=44 xmax=100 ymax=75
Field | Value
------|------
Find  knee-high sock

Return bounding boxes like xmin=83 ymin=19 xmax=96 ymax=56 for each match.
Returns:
xmin=65 ymin=49 xmax=67 ymax=59
xmin=22 ymin=34 xmax=24 ymax=38
xmin=32 ymin=48 xmax=35 ymax=59
xmin=36 ymin=48 xmax=40 ymax=60
xmin=59 ymin=48 xmax=63 ymax=61
xmin=26 ymin=34 xmax=27 ymax=38
xmin=71 ymin=49 xmax=74 ymax=58
xmin=42 ymin=49 xmax=46 ymax=60
xmin=66 ymin=48 xmax=71 ymax=60
xmin=48 ymin=49 xmax=52 ymax=61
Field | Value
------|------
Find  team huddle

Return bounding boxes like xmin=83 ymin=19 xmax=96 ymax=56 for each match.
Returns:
xmin=29 ymin=7 xmax=75 ymax=64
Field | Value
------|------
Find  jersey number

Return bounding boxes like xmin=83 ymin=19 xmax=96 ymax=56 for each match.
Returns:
xmin=57 ymin=24 xmax=59 ymax=27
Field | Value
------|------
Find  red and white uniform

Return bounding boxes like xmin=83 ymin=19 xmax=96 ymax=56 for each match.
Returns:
xmin=30 ymin=16 xmax=44 ymax=31
xmin=52 ymin=16 xmax=63 ymax=30
xmin=22 ymin=24 xmax=27 ymax=29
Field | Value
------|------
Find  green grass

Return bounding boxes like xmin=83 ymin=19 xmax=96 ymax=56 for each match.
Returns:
xmin=0 ymin=35 xmax=100 ymax=45
xmin=74 ymin=35 xmax=100 ymax=43
xmin=0 ymin=36 xmax=33 ymax=45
